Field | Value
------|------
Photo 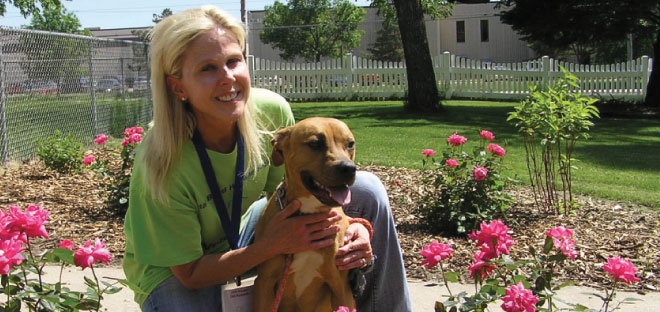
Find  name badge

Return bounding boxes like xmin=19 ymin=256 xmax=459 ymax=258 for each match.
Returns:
xmin=220 ymin=276 xmax=255 ymax=312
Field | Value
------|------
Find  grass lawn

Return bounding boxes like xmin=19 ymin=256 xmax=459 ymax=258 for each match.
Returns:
xmin=291 ymin=100 xmax=660 ymax=209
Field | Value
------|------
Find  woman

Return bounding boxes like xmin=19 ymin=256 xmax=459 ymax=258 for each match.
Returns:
xmin=122 ymin=6 xmax=411 ymax=311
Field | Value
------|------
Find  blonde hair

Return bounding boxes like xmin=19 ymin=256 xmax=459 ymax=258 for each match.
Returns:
xmin=143 ymin=5 xmax=266 ymax=203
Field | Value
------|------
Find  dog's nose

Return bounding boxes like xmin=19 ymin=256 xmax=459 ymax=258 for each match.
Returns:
xmin=337 ymin=161 xmax=356 ymax=178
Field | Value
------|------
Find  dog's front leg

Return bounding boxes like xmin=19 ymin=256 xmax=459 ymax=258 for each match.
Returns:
xmin=253 ymin=255 xmax=286 ymax=312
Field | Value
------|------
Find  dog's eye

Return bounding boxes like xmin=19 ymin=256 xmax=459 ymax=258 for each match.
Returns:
xmin=307 ymin=140 xmax=325 ymax=150
xmin=347 ymin=141 xmax=355 ymax=150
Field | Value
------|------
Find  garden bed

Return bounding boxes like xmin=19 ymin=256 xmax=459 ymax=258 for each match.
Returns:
xmin=0 ymin=159 xmax=657 ymax=293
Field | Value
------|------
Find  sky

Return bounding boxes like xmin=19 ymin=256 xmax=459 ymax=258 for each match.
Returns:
xmin=1 ymin=0 xmax=374 ymax=29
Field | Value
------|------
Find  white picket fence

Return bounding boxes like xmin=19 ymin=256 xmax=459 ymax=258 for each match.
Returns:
xmin=247 ymin=52 xmax=653 ymax=101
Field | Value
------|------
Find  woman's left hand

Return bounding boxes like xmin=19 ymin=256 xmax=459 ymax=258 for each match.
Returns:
xmin=335 ymin=222 xmax=373 ymax=271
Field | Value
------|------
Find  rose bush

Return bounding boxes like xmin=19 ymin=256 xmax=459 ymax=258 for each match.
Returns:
xmin=0 ymin=205 xmax=121 ymax=311
xmin=420 ymin=219 xmax=642 ymax=312
xmin=417 ymin=131 xmax=513 ymax=236
xmin=87 ymin=126 xmax=143 ymax=215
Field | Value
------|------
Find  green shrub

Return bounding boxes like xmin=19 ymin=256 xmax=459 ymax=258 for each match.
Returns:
xmin=507 ymin=68 xmax=599 ymax=215
xmin=36 ymin=130 xmax=85 ymax=174
xmin=416 ymin=131 xmax=513 ymax=236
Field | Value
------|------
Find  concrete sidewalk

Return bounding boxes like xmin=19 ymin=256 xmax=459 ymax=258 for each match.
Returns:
xmin=39 ymin=266 xmax=660 ymax=311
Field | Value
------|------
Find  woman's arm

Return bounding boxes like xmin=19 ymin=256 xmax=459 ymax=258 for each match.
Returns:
xmin=171 ymin=200 xmax=343 ymax=289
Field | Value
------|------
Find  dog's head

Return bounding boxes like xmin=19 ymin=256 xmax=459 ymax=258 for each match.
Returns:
xmin=271 ymin=117 xmax=356 ymax=208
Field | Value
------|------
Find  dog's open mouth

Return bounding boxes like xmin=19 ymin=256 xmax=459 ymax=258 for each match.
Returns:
xmin=300 ymin=171 xmax=352 ymax=206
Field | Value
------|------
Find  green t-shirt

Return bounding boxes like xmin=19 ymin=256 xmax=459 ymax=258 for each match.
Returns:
xmin=122 ymin=88 xmax=294 ymax=306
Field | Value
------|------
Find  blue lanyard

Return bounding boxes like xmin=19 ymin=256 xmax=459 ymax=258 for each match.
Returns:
xmin=192 ymin=127 xmax=244 ymax=251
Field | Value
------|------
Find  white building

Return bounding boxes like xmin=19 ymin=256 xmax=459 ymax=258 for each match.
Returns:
xmin=247 ymin=2 xmax=536 ymax=63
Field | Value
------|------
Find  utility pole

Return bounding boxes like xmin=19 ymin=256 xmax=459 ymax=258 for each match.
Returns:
xmin=241 ymin=0 xmax=246 ymax=23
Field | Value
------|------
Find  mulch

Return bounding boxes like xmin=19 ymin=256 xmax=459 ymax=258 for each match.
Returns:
xmin=0 ymin=158 xmax=658 ymax=294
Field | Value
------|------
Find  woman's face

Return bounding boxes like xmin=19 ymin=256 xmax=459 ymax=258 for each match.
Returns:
xmin=167 ymin=27 xmax=250 ymax=130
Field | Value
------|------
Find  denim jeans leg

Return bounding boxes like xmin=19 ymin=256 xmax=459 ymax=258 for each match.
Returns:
xmin=141 ymin=275 xmax=223 ymax=312
xmin=343 ymin=171 xmax=412 ymax=312
xmin=238 ymin=197 xmax=268 ymax=248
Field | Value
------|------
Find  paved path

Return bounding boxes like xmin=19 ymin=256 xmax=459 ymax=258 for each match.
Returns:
xmin=37 ymin=266 xmax=660 ymax=311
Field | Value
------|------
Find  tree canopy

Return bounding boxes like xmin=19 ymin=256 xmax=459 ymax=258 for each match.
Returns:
xmin=0 ymin=0 xmax=65 ymax=17
xmin=498 ymin=0 xmax=659 ymax=64
xmin=24 ymin=3 xmax=89 ymax=35
xmin=260 ymin=0 xmax=365 ymax=62
xmin=498 ymin=0 xmax=659 ymax=105
xmin=367 ymin=20 xmax=404 ymax=62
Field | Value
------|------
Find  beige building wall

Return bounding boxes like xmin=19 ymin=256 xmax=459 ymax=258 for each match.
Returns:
xmin=247 ymin=3 xmax=536 ymax=63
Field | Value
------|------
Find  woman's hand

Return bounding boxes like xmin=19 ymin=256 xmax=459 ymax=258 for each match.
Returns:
xmin=335 ymin=221 xmax=373 ymax=271
xmin=260 ymin=200 xmax=343 ymax=257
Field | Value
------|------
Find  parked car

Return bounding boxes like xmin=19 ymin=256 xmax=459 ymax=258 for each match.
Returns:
xmin=23 ymin=81 xmax=57 ymax=94
xmin=133 ymin=77 xmax=149 ymax=91
xmin=6 ymin=82 xmax=23 ymax=94
xmin=95 ymin=79 xmax=121 ymax=92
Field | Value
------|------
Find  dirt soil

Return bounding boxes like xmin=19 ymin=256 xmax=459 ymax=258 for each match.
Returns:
xmin=0 ymin=159 xmax=658 ymax=294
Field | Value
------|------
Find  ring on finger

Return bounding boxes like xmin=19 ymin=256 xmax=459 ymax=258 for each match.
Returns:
xmin=360 ymin=258 xmax=367 ymax=268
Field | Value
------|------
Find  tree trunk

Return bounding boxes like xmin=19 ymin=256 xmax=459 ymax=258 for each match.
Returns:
xmin=392 ymin=0 xmax=442 ymax=112
xmin=645 ymin=27 xmax=659 ymax=107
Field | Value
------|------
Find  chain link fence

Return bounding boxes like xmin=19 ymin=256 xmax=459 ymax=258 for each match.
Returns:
xmin=0 ymin=27 xmax=152 ymax=163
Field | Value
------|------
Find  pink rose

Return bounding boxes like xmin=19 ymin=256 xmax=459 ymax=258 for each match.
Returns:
xmin=420 ymin=240 xmax=454 ymax=269
xmin=82 ymin=155 xmax=95 ymax=166
xmin=93 ymin=134 xmax=108 ymax=145
xmin=447 ymin=133 xmax=467 ymax=146
xmin=546 ymin=226 xmax=577 ymax=259
xmin=603 ymin=256 xmax=640 ymax=284
xmin=468 ymin=219 xmax=514 ymax=260
xmin=128 ymin=133 xmax=142 ymax=144
xmin=395 ymin=180 xmax=402 ymax=185
xmin=487 ymin=143 xmax=506 ymax=157
xmin=501 ymin=281 xmax=539 ymax=312
xmin=468 ymin=251 xmax=496 ymax=280
xmin=123 ymin=126 xmax=144 ymax=137
xmin=0 ymin=238 xmax=26 ymax=275
xmin=446 ymin=158 xmax=459 ymax=168
xmin=473 ymin=166 xmax=488 ymax=181
xmin=59 ymin=239 xmax=74 ymax=250
xmin=334 ymin=307 xmax=355 ymax=312
xmin=7 ymin=205 xmax=49 ymax=239
xmin=74 ymin=238 xmax=113 ymax=269
xmin=421 ymin=149 xmax=436 ymax=157
xmin=480 ymin=130 xmax=495 ymax=141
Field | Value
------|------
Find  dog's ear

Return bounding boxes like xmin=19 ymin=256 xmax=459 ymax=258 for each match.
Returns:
xmin=270 ymin=127 xmax=291 ymax=167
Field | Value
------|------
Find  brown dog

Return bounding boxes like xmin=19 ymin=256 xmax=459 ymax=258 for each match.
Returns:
xmin=253 ymin=117 xmax=357 ymax=312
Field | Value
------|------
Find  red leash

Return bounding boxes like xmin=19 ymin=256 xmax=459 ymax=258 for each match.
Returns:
xmin=270 ymin=253 xmax=294 ymax=312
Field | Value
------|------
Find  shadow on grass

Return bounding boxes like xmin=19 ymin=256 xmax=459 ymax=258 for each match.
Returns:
xmin=293 ymin=102 xmax=519 ymax=133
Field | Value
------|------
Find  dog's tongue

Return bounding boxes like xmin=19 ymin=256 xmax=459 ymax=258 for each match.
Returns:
xmin=330 ymin=187 xmax=352 ymax=206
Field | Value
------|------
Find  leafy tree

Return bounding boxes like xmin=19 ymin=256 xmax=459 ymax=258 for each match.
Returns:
xmin=19 ymin=3 xmax=91 ymax=93
xmin=0 ymin=0 xmax=65 ymax=17
xmin=498 ymin=0 xmax=660 ymax=106
xmin=367 ymin=19 xmax=404 ymax=62
xmin=371 ymin=0 xmax=454 ymax=113
xmin=260 ymin=0 xmax=365 ymax=62
xmin=25 ymin=3 xmax=89 ymax=35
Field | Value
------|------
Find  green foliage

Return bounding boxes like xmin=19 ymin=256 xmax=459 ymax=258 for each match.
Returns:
xmin=507 ymin=68 xmax=599 ymax=215
xmin=416 ymin=135 xmax=512 ymax=236
xmin=498 ymin=0 xmax=659 ymax=63
xmin=36 ymin=130 xmax=84 ymax=174
xmin=366 ymin=19 xmax=404 ymax=62
xmin=0 ymin=0 xmax=64 ymax=17
xmin=25 ymin=3 xmax=90 ymax=35
xmin=261 ymin=0 xmax=365 ymax=62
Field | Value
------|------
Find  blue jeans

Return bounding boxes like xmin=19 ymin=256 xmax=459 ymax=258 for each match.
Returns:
xmin=142 ymin=171 xmax=412 ymax=312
